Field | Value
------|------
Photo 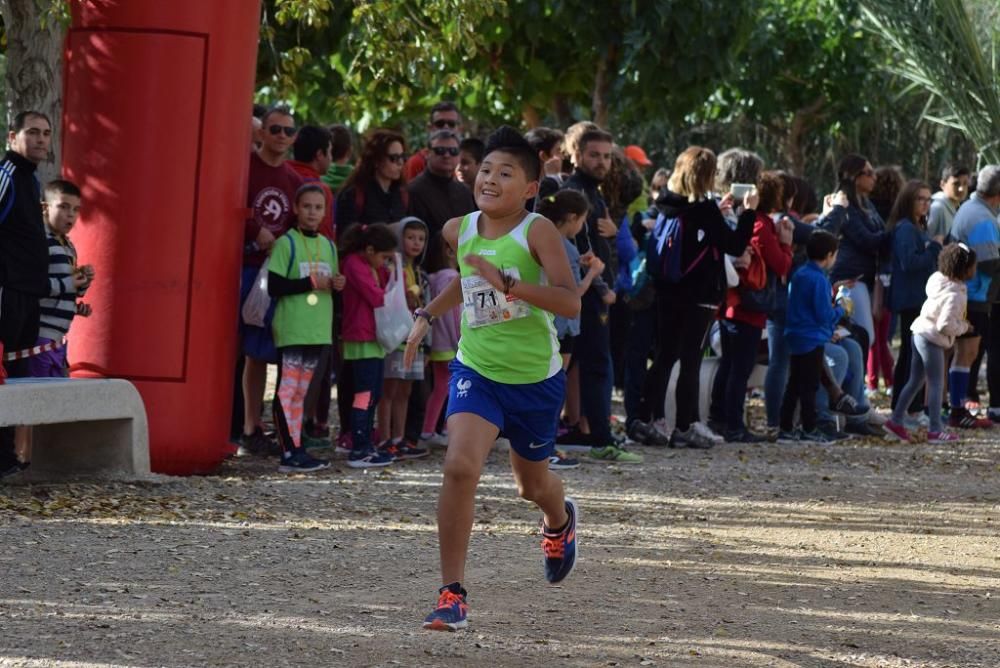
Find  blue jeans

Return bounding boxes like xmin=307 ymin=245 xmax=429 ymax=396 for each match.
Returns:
xmin=816 ymin=337 xmax=868 ymax=425
xmin=765 ymin=317 xmax=790 ymax=428
xmin=710 ymin=319 xmax=763 ymax=432
xmin=623 ymin=306 xmax=656 ymax=426
xmin=816 ymin=344 xmax=848 ymax=424
xmin=838 ymin=336 xmax=870 ymax=418
xmin=350 ymin=357 xmax=384 ymax=452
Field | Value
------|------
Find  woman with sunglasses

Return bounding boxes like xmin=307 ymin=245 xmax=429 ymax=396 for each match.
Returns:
xmin=817 ymin=154 xmax=891 ymax=365
xmin=335 ymin=129 xmax=409 ymax=239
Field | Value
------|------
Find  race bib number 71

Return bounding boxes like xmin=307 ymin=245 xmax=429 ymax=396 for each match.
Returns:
xmin=461 ymin=268 xmax=530 ymax=328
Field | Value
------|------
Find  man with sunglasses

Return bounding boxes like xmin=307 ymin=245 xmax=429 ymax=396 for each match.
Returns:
xmin=406 ymin=129 xmax=475 ymax=241
xmin=239 ymin=105 xmax=304 ymax=457
xmin=404 ymin=101 xmax=464 ymax=181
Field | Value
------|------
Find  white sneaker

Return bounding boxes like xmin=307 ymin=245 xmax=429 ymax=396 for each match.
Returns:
xmin=651 ymin=418 xmax=671 ymax=438
xmin=419 ymin=432 xmax=449 ymax=448
xmin=692 ymin=421 xmax=724 ymax=443
xmin=866 ymin=410 xmax=887 ymax=427
xmin=902 ymin=412 xmax=929 ymax=430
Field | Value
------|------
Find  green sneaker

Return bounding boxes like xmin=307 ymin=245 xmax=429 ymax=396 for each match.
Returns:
xmin=588 ymin=445 xmax=643 ymax=464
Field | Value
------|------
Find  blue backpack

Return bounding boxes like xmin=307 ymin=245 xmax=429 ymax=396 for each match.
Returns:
xmin=646 ymin=212 xmax=713 ymax=283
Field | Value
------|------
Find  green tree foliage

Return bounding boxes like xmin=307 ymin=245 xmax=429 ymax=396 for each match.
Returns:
xmin=622 ymin=0 xmax=975 ymax=188
xmin=257 ymin=0 xmax=758 ymax=131
xmin=256 ymin=0 xmax=506 ymax=128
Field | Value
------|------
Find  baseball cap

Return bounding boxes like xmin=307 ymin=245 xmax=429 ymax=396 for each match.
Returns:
xmin=624 ymin=145 xmax=652 ymax=167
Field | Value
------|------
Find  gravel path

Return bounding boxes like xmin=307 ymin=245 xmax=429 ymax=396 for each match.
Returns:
xmin=1 ymin=412 xmax=999 ymax=667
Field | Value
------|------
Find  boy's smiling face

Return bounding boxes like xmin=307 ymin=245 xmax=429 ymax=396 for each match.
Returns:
xmin=475 ymin=150 xmax=538 ymax=216
xmin=43 ymin=193 xmax=81 ymax=237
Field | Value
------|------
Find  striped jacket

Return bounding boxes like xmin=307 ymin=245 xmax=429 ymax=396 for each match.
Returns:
xmin=38 ymin=229 xmax=85 ymax=341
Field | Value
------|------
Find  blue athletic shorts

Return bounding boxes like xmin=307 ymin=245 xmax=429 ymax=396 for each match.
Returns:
xmin=446 ymin=359 xmax=565 ymax=462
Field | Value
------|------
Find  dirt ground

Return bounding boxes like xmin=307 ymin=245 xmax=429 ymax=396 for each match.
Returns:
xmin=2 ymin=397 xmax=999 ymax=667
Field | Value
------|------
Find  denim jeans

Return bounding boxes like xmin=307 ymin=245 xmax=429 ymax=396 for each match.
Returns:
xmin=623 ymin=306 xmax=657 ymax=426
xmin=710 ymin=319 xmax=763 ymax=432
xmin=816 ymin=343 xmax=848 ymax=424
xmin=765 ymin=316 xmax=790 ymax=428
xmin=816 ymin=336 xmax=868 ymax=425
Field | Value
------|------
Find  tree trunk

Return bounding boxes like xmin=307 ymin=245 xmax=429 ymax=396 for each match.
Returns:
xmin=782 ymin=95 xmax=826 ymax=177
xmin=591 ymin=43 xmax=618 ymax=129
xmin=552 ymin=94 xmax=573 ymax=129
xmin=0 ymin=0 xmax=66 ymax=182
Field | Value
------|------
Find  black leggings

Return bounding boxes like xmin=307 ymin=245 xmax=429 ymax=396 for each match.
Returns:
xmin=648 ymin=294 xmax=715 ymax=432
xmin=781 ymin=346 xmax=824 ymax=432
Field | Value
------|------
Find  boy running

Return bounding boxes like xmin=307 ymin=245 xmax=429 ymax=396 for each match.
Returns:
xmin=404 ymin=126 xmax=581 ymax=631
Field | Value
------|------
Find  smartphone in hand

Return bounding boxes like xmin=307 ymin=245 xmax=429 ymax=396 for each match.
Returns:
xmin=730 ymin=183 xmax=754 ymax=200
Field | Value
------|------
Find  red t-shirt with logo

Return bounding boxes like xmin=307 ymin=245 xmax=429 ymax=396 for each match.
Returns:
xmin=244 ymin=151 xmax=304 ymax=268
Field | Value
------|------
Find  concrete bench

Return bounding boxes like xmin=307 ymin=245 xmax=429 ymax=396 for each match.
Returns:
xmin=0 ymin=378 xmax=150 ymax=480
xmin=663 ymin=356 xmax=767 ymax=435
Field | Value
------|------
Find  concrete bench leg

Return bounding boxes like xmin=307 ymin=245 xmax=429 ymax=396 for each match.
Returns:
xmin=28 ymin=418 xmax=150 ymax=480
xmin=663 ymin=357 xmax=720 ymax=435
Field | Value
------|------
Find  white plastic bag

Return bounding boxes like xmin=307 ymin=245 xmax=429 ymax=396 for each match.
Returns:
xmin=723 ymin=254 xmax=740 ymax=288
xmin=241 ymin=264 xmax=271 ymax=327
xmin=375 ymin=252 xmax=414 ymax=352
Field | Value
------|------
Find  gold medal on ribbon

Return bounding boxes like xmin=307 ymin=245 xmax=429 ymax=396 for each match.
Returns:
xmin=306 ymin=293 xmax=319 ymax=306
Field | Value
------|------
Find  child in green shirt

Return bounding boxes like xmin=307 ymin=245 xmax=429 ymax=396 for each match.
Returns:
xmin=267 ymin=184 xmax=345 ymax=473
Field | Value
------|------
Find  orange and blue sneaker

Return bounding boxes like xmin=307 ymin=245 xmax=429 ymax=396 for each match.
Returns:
xmin=542 ymin=497 xmax=578 ymax=583
xmin=423 ymin=582 xmax=468 ymax=631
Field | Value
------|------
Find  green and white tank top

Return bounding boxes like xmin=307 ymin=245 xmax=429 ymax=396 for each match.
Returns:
xmin=456 ymin=211 xmax=561 ymax=384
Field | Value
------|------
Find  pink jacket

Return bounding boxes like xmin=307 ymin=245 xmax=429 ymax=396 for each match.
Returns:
xmin=341 ymin=252 xmax=387 ymax=342
xmin=911 ymin=271 xmax=970 ymax=348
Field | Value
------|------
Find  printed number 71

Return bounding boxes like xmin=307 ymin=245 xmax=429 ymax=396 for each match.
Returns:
xmin=477 ymin=291 xmax=498 ymax=308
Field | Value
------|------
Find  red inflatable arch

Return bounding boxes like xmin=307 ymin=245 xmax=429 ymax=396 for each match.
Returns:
xmin=62 ymin=0 xmax=262 ymax=474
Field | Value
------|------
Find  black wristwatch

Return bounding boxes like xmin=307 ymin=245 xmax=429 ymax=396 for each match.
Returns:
xmin=414 ymin=308 xmax=435 ymax=325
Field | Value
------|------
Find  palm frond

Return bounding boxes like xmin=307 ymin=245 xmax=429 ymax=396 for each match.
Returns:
xmin=860 ymin=0 xmax=1000 ymax=165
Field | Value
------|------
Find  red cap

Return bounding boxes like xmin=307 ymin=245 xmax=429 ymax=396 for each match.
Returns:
xmin=624 ymin=145 xmax=652 ymax=167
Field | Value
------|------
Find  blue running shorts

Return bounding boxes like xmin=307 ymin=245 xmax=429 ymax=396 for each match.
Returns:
xmin=446 ymin=359 xmax=566 ymax=462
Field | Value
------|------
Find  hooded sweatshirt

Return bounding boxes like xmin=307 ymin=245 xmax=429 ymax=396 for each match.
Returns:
xmin=784 ymin=261 xmax=846 ymax=355
xmin=911 ymin=271 xmax=970 ymax=348
xmin=653 ymin=189 xmax=755 ymax=306
xmin=389 ymin=216 xmax=430 ymax=311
